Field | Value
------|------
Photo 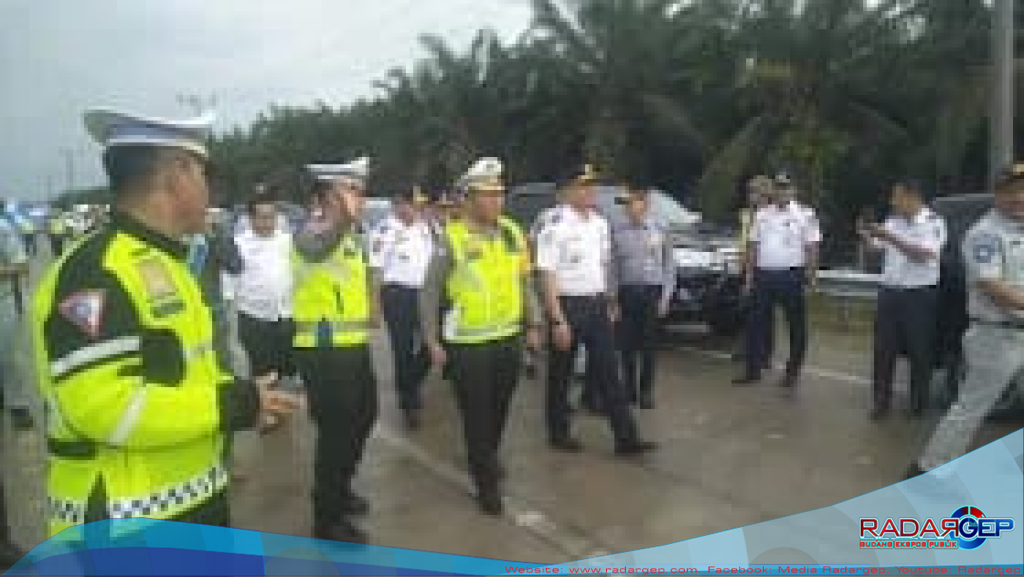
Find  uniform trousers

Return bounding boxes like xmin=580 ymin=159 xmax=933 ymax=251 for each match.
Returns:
xmin=919 ymin=324 xmax=1023 ymax=470
xmin=237 ymin=312 xmax=295 ymax=379
xmin=618 ymin=284 xmax=661 ymax=400
xmin=294 ymin=346 xmax=378 ymax=526
xmin=872 ymin=286 xmax=937 ymax=411
xmin=448 ymin=335 xmax=522 ymax=489
xmin=547 ymin=295 xmax=638 ymax=445
xmin=381 ymin=284 xmax=430 ymax=410
xmin=745 ymin=268 xmax=807 ymax=379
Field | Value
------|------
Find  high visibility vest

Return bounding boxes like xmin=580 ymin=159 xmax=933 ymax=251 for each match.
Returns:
xmin=32 ymin=231 xmax=227 ymax=538
xmin=292 ymin=234 xmax=371 ymax=348
xmin=444 ymin=217 xmax=529 ymax=344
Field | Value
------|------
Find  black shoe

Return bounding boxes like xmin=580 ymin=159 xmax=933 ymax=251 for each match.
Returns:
xmin=732 ymin=374 xmax=760 ymax=386
xmin=9 ymin=407 xmax=33 ymax=431
xmin=869 ymin=406 xmax=888 ymax=421
xmin=340 ymin=492 xmax=370 ymax=516
xmin=475 ymin=486 xmax=503 ymax=516
xmin=778 ymin=374 xmax=798 ymax=389
xmin=0 ymin=539 xmax=26 ymax=570
xmin=580 ymin=400 xmax=605 ymax=415
xmin=904 ymin=462 xmax=927 ymax=481
xmin=550 ymin=437 xmax=584 ymax=453
xmin=314 ymin=519 xmax=368 ymax=544
xmin=637 ymin=392 xmax=654 ymax=410
xmin=615 ymin=439 xmax=659 ymax=456
xmin=403 ymin=408 xmax=421 ymax=431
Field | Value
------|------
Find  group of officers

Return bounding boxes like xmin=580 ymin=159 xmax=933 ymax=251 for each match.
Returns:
xmin=2 ymin=105 xmax=1024 ymax=567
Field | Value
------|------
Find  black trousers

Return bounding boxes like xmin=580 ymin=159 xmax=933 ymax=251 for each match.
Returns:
xmin=237 ymin=312 xmax=295 ymax=379
xmin=745 ymin=268 xmax=807 ymax=379
xmin=381 ymin=284 xmax=430 ymax=410
xmin=448 ymin=336 xmax=522 ymax=488
xmin=872 ymin=286 xmax=937 ymax=410
xmin=294 ymin=346 xmax=378 ymax=525
xmin=547 ymin=295 xmax=637 ymax=445
xmin=619 ymin=285 xmax=661 ymax=399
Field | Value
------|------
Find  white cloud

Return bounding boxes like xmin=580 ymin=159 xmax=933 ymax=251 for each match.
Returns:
xmin=0 ymin=0 xmax=531 ymax=199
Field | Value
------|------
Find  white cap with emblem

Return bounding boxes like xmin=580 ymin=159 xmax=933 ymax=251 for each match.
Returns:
xmin=83 ymin=108 xmax=216 ymax=158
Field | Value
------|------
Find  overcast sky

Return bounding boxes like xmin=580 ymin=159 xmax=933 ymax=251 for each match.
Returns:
xmin=0 ymin=0 xmax=533 ymax=200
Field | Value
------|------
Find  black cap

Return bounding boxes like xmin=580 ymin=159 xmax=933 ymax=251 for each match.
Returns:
xmin=556 ymin=163 xmax=603 ymax=190
xmin=395 ymin=186 xmax=430 ymax=204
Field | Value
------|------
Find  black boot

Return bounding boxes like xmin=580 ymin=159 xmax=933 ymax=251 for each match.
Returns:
xmin=340 ymin=491 xmax=370 ymax=516
xmin=475 ymin=484 xmax=503 ymax=516
xmin=313 ymin=518 xmax=368 ymax=544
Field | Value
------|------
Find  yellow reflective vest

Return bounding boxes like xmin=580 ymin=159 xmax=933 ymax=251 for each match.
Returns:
xmin=32 ymin=217 xmax=229 ymax=538
xmin=292 ymin=233 xmax=371 ymax=348
xmin=444 ymin=217 xmax=529 ymax=344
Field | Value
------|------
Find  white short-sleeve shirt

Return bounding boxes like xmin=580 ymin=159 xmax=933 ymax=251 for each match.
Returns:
xmin=750 ymin=201 xmax=821 ymax=269
xmin=877 ymin=208 xmax=946 ymax=288
xmin=226 ymin=230 xmax=294 ymax=321
xmin=368 ymin=215 xmax=434 ymax=288
xmin=535 ymin=206 xmax=611 ymax=295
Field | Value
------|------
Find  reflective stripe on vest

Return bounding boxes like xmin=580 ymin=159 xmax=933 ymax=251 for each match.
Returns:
xmin=451 ymin=320 xmax=521 ymax=341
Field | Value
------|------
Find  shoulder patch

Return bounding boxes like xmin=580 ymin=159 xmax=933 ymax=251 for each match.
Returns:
xmin=59 ymin=290 xmax=106 ymax=338
xmin=971 ymin=233 xmax=1001 ymax=264
xmin=136 ymin=258 xmax=177 ymax=301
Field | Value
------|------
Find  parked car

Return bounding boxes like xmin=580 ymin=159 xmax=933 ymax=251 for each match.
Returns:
xmin=504 ymin=183 xmax=745 ymax=336
xmin=931 ymin=193 xmax=1022 ymax=420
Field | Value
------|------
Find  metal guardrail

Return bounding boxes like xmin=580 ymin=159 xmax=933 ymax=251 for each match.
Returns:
xmin=816 ymin=269 xmax=880 ymax=300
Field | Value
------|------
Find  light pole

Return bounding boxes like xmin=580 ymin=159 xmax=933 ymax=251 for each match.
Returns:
xmin=990 ymin=0 xmax=1014 ymax=191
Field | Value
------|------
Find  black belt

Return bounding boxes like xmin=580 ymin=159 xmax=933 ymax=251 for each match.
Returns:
xmin=882 ymin=285 xmax=937 ymax=292
xmin=971 ymin=318 xmax=1024 ymax=329
xmin=48 ymin=438 xmax=98 ymax=459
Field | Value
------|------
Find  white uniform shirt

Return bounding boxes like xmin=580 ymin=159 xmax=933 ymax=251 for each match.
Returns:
xmin=963 ymin=211 xmax=1024 ymax=323
xmin=224 ymin=230 xmax=293 ymax=321
xmin=368 ymin=215 xmax=434 ymax=288
xmin=875 ymin=208 xmax=946 ymax=288
xmin=535 ymin=206 xmax=611 ymax=295
xmin=750 ymin=201 xmax=822 ymax=269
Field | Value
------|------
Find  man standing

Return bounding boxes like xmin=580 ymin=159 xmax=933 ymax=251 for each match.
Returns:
xmin=225 ymin=190 xmax=296 ymax=430
xmin=537 ymin=164 xmax=657 ymax=456
xmin=907 ymin=164 xmax=1024 ymax=479
xmin=1 ymin=211 xmax=32 ymax=430
xmin=612 ymin=183 xmax=674 ymax=409
xmin=860 ymin=181 xmax=946 ymax=420
xmin=734 ymin=175 xmax=775 ymax=365
xmin=369 ymin=187 xmax=433 ymax=430
xmin=292 ymin=157 xmax=377 ymax=543
xmin=735 ymin=172 xmax=821 ymax=391
xmin=31 ymin=108 xmax=297 ymax=539
xmin=421 ymin=157 xmax=542 ymax=514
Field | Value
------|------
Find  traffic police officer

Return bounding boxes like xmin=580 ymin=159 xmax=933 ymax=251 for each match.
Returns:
xmin=369 ymin=186 xmax=433 ymax=429
xmin=292 ymin=157 xmax=378 ymax=543
xmin=907 ymin=163 xmax=1024 ymax=478
xmin=612 ymin=183 xmax=674 ymax=409
xmin=735 ymin=172 xmax=821 ymax=390
xmin=860 ymin=180 xmax=946 ymax=420
xmin=421 ymin=157 xmax=542 ymax=514
xmin=31 ymin=108 xmax=297 ymax=540
xmin=537 ymin=164 xmax=657 ymax=456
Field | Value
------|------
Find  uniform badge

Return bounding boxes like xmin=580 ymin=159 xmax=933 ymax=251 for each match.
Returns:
xmin=59 ymin=290 xmax=106 ymax=338
xmin=136 ymin=258 xmax=178 ymax=301
xmin=972 ymin=234 xmax=1000 ymax=263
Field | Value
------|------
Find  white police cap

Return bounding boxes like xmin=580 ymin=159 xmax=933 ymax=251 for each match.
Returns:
xmin=84 ymin=108 xmax=216 ymax=158
xmin=306 ymin=156 xmax=370 ymax=186
xmin=459 ymin=157 xmax=504 ymax=192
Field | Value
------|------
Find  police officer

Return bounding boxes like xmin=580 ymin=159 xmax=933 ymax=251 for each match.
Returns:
xmin=537 ymin=164 xmax=657 ymax=456
xmin=735 ymin=172 xmax=821 ymax=390
xmin=292 ymin=157 xmax=378 ymax=543
xmin=859 ymin=180 xmax=946 ymax=420
xmin=734 ymin=175 xmax=775 ymax=366
xmin=31 ymin=108 xmax=297 ymax=539
xmin=420 ymin=157 xmax=543 ymax=514
xmin=369 ymin=186 xmax=433 ymax=429
xmin=907 ymin=163 xmax=1024 ymax=479
xmin=612 ymin=183 xmax=674 ymax=409
xmin=47 ymin=210 xmax=69 ymax=256
xmin=1 ymin=212 xmax=32 ymax=430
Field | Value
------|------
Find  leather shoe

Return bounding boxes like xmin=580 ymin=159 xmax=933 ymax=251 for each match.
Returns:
xmin=778 ymin=374 xmax=798 ymax=389
xmin=550 ymin=437 xmax=584 ymax=453
xmin=313 ymin=519 xmax=368 ymax=544
xmin=904 ymin=462 xmax=927 ymax=481
xmin=615 ymin=439 xmax=658 ymax=456
xmin=475 ymin=486 xmax=503 ymax=516
xmin=340 ymin=492 xmax=370 ymax=516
